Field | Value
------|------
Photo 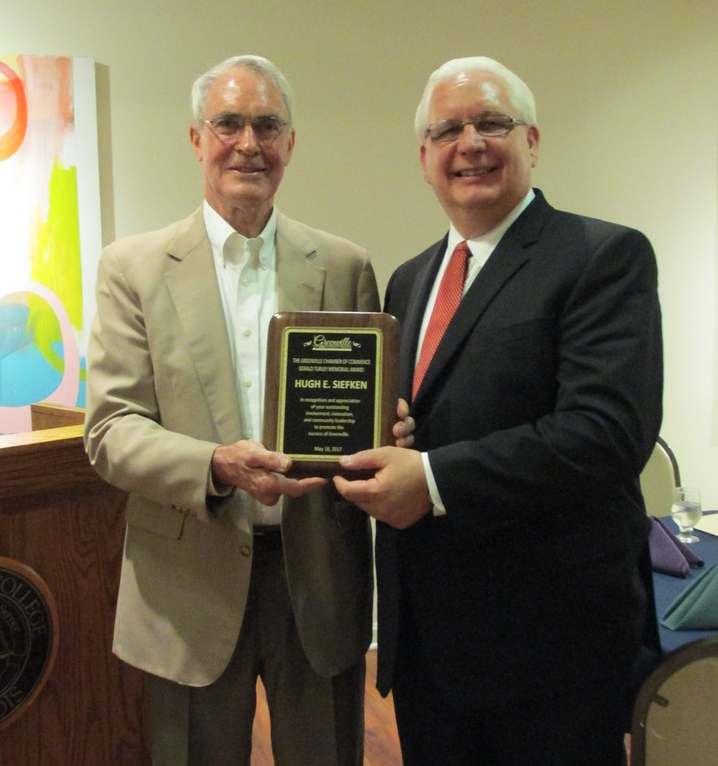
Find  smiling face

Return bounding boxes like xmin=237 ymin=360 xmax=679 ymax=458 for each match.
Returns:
xmin=420 ymin=69 xmax=539 ymax=238
xmin=190 ymin=66 xmax=295 ymax=236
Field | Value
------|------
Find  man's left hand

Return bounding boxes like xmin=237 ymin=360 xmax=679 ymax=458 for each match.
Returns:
xmin=392 ymin=397 xmax=415 ymax=448
xmin=333 ymin=447 xmax=431 ymax=529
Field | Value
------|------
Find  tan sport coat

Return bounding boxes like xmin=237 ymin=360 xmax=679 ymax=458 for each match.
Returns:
xmin=84 ymin=208 xmax=379 ymax=686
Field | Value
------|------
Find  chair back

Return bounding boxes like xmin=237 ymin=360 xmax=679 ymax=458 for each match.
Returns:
xmin=640 ymin=438 xmax=680 ymax=517
xmin=630 ymin=637 xmax=718 ymax=765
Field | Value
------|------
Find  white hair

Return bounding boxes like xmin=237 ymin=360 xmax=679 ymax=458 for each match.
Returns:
xmin=191 ymin=55 xmax=294 ymax=126
xmin=414 ymin=56 xmax=537 ymax=142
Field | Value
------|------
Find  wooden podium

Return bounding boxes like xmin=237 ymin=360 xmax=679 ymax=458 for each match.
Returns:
xmin=0 ymin=405 xmax=149 ymax=765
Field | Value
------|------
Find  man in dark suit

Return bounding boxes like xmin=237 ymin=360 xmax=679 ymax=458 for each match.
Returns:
xmin=334 ymin=56 xmax=662 ymax=765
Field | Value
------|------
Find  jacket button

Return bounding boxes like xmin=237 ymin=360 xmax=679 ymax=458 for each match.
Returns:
xmin=240 ymin=545 xmax=251 ymax=557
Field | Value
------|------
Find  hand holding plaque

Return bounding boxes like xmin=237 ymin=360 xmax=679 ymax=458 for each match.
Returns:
xmin=263 ymin=312 xmax=399 ymax=477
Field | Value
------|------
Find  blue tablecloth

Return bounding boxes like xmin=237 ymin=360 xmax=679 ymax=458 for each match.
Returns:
xmin=653 ymin=511 xmax=718 ymax=653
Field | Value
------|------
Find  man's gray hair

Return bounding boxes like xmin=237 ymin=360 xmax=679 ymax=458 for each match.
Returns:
xmin=414 ymin=56 xmax=537 ymax=142
xmin=191 ymin=55 xmax=294 ymax=126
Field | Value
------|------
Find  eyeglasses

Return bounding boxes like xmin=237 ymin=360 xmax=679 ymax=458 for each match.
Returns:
xmin=425 ymin=113 xmax=528 ymax=144
xmin=204 ymin=113 xmax=288 ymax=145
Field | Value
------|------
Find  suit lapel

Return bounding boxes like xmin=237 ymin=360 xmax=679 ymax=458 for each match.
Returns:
xmin=275 ymin=212 xmax=325 ymax=311
xmin=163 ymin=209 xmax=242 ymax=443
xmin=412 ymin=192 xmax=552 ymax=407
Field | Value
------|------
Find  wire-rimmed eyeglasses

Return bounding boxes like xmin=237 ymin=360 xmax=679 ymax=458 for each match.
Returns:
xmin=425 ymin=112 xmax=528 ymax=144
xmin=203 ymin=113 xmax=288 ymax=145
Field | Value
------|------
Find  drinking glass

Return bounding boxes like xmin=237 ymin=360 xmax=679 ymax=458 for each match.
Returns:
xmin=671 ymin=486 xmax=702 ymax=544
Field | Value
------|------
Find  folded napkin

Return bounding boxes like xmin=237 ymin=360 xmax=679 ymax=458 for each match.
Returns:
xmin=661 ymin=563 xmax=718 ymax=630
xmin=648 ymin=516 xmax=704 ymax=577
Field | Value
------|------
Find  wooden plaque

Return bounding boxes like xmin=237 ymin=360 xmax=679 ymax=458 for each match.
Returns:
xmin=263 ymin=311 xmax=399 ymax=476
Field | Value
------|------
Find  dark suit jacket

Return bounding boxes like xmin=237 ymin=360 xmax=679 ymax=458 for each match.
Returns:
xmin=376 ymin=189 xmax=663 ymax=708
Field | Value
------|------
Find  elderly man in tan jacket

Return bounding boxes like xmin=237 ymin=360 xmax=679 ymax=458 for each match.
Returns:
xmin=84 ymin=54 xmax=408 ymax=766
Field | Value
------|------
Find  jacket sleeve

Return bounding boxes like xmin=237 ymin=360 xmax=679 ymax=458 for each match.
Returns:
xmin=83 ymin=244 xmax=219 ymax=519
xmin=357 ymin=253 xmax=381 ymax=312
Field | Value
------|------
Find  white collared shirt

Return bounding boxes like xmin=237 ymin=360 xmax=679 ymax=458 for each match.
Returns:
xmin=204 ymin=201 xmax=281 ymax=524
xmin=419 ymin=189 xmax=536 ymax=515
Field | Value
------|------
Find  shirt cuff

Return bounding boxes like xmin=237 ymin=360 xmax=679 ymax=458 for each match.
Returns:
xmin=421 ymin=451 xmax=446 ymax=516
xmin=206 ymin=462 xmax=233 ymax=499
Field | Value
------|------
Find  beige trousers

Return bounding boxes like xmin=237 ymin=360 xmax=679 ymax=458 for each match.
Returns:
xmin=146 ymin=534 xmax=365 ymax=766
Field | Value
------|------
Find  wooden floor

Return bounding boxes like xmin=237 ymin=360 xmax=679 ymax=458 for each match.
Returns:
xmin=250 ymin=649 xmax=402 ymax=765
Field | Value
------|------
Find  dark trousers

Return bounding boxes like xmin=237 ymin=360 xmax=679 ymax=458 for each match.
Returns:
xmin=392 ymin=607 xmax=631 ymax=766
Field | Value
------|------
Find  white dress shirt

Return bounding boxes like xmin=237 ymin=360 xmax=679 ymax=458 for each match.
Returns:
xmin=204 ymin=201 xmax=281 ymax=525
xmin=419 ymin=189 xmax=535 ymax=515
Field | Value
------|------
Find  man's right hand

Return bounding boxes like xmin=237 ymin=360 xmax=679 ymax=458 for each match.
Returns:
xmin=211 ymin=440 xmax=326 ymax=505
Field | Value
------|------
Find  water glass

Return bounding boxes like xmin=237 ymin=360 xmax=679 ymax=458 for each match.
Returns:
xmin=671 ymin=486 xmax=702 ymax=544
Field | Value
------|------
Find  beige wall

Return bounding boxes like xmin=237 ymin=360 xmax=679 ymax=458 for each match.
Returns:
xmin=6 ymin=0 xmax=718 ymax=506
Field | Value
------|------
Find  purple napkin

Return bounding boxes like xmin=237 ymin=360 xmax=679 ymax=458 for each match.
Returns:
xmin=648 ymin=517 xmax=704 ymax=577
xmin=654 ymin=517 xmax=704 ymax=567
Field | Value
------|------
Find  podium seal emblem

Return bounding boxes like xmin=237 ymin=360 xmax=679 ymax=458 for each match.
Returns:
xmin=0 ymin=557 xmax=58 ymax=729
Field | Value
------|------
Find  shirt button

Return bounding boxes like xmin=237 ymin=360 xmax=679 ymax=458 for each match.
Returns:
xmin=242 ymin=379 xmax=252 ymax=388
xmin=240 ymin=545 xmax=251 ymax=557
xmin=243 ymin=328 xmax=251 ymax=337
xmin=241 ymin=278 xmax=249 ymax=286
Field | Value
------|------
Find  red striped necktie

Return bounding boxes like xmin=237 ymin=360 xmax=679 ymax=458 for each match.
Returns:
xmin=412 ymin=240 xmax=470 ymax=398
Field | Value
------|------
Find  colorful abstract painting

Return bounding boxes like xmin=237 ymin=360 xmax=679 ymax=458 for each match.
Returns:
xmin=0 ymin=55 xmax=101 ymax=433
